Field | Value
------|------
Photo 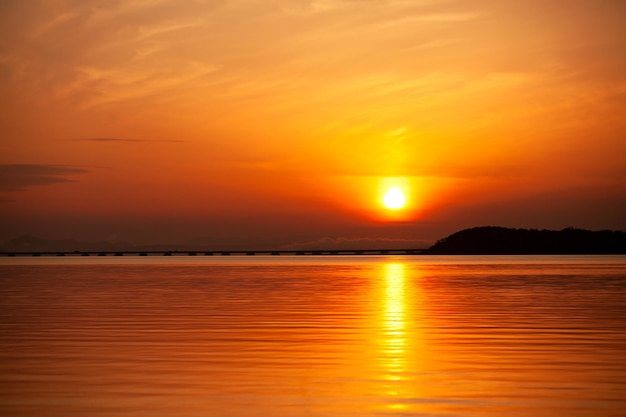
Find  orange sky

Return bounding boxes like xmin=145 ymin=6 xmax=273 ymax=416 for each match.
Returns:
xmin=1 ymin=0 xmax=625 ymax=249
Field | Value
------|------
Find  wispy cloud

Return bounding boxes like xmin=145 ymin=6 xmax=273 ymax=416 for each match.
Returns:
xmin=279 ymin=236 xmax=427 ymax=251
xmin=70 ymin=137 xmax=183 ymax=143
xmin=73 ymin=137 xmax=144 ymax=142
xmin=0 ymin=164 xmax=89 ymax=192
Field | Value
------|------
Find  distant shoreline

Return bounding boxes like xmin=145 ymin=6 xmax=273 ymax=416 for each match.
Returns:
xmin=0 ymin=249 xmax=425 ymax=257
xmin=2 ymin=226 xmax=625 ymax=256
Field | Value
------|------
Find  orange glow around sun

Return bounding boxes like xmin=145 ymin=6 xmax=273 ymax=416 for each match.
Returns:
xmin=376 ymin=178 xmax=415 ymax=221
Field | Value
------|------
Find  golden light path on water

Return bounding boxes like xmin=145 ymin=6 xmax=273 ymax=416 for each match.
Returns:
xmin=384 ymin=263 xmax=407 ymax=374
xmin=382 ymin=262 xmax=409 ymax=411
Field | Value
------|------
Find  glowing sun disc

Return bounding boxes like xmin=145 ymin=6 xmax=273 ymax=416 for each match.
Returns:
xmin=383 ymin=187 xmax=406 ymax=209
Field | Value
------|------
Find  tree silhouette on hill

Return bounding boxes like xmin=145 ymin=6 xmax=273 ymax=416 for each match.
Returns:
xmin=427 ymin=226 xmax=626 ymax=254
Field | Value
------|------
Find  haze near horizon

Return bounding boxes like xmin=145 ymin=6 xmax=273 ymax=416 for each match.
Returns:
xmin=1 ymin=0 xmax=625 ymax=250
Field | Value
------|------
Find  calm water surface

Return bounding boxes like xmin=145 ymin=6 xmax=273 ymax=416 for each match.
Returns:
xmin=1 ymin=255 xmax=625 ymax=416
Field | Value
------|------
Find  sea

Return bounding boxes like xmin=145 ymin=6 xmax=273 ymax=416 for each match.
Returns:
xmin=1 ymin=255 xmax=625 ymax=417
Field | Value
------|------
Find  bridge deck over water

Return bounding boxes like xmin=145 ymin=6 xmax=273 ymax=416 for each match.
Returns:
xmin=1 ymin=249 xmax=424 ymax=257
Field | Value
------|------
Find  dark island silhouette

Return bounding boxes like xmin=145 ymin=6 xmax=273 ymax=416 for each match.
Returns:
xmin=426 ymin=226 xmax=626 ymax=255
xmin=1 ymin=227 xmax=626 ymax=256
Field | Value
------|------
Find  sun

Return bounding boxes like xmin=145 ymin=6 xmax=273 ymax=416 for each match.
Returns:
xmin=383 ymin=186 xmax=406 ymax=210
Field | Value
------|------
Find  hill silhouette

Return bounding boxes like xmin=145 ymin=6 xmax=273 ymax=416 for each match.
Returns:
xmin=427 ymin=226 xmax=626 ymax=255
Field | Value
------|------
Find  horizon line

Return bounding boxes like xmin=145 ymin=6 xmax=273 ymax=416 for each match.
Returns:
xmin=1 ymin=248 xmax=426 ymax=257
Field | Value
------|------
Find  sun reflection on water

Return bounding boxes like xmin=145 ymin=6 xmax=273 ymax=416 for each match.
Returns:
xmin=383 ymin=263 xmax=407 ymax=381
xmin=378 ymin=262 xmax=411 ymax=413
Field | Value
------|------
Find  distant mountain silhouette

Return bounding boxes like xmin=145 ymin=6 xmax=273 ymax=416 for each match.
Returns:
xmin=0 ymin=235 xmax=135 ymax=252
xmin=0 ymin=235 xmax=276 ymax=253
xmin=427 ymin=226 xmax=626 ymax=254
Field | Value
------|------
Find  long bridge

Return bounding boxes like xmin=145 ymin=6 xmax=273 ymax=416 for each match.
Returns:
xmin=0 ymin=249 xmax=425 ymax=257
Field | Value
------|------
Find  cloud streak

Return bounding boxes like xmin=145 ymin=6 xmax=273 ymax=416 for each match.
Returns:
xmin=73 ymin=137 xmax=144 ymax=142
xmin=0 ymin=164 xmax=89 ymax=192
xmin=70 ymin=137 xmax=183 ymax=143
xmin=279 ymin=236 xmax=428 ymax=251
